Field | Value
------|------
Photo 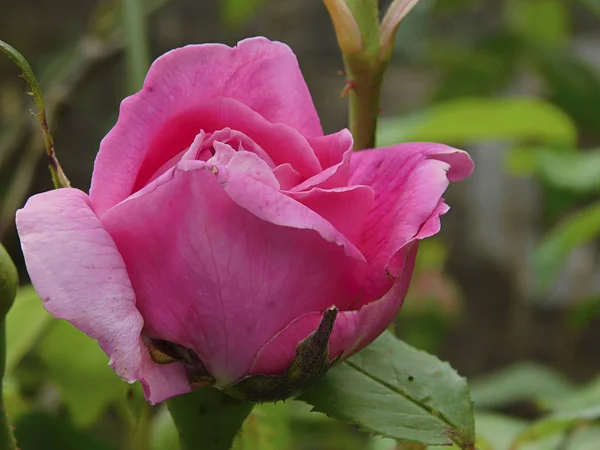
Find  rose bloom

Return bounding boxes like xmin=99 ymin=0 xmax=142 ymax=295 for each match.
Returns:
xmin=16 ymin=37 xmax=473 ymax=404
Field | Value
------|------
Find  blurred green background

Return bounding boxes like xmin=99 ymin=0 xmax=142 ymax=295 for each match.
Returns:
xmin=2 ymin=0 xmax=600 ymax=449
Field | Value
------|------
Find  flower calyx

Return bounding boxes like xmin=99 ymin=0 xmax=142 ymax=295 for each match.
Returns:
xmin=227 ymin=306 xmax=339 ymax=403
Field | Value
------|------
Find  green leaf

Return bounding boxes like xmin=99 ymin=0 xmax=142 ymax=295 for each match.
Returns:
xmin=504 ymin=146 xmax=549 ymax=176
xmin=5 ymin=286 xmax=53 ymax=376
xmin=221 ymin=0 xmax=267 ymax=28
xmin=38 ymin=321 xmax=128 ymax=427
xmin=532 ymin=48 xmax=600 ymax=133
xmin=469 ymin=362 xmax=573 ymax=410
xmin=542 ymin=375 xmax=600 ymax=415
xmin=567 ymin=297 xmax=600 ymax=331
xmin=0 ymin=244 xmax=17 ymax=319
xmin=150 ymin=406 xmax=179 ymax=450
xmin=233 ymin=403 xmax=293 ymax=450
xmin=298 ymin=332 xmax=475 ymax=447
xmin=510 ymin=417 xmax=574 ymax=449
xmin=533 ymin=201 xmax=600 ymax=292
xmin=431 ymin=34 xmax=520 ymax=100
xmin=369 ymin=436 xmax=400 ymax=450
xmin=578 ymin=0 xmax=600 ymax=18
xmin=504 ymin=0 xmax=569 ymax=47
xmin=536 ymin=150 xmax=600 ymax=192
xmin=3 ymin=377 xmax=30 ymax=420
xmin=377 ymin=98 xmax=576 ymax=147
xmin=511 ymin=376 xmax=600 ymax=448
xmin=564 ymin=426 xmax=600 ymax=450
xmin=15 ymin=412 xmax=116 ymax=450
xmin=473 ymin=413 xmax=527 ymax=450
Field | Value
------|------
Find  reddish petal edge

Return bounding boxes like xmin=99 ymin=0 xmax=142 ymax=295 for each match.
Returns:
xmin=15 ymin=188 xmax=190 ymax=404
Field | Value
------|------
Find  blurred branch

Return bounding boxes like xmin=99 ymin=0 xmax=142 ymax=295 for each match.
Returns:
xmin=122 ymin=0 xmax=150 ymax=92
xmin=0 ymin=0 xmax=171 ymax=239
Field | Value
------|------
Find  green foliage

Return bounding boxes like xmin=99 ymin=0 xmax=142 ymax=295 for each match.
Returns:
xmin=38 ymin=321 xmax=129 ymax=427
xmin=567 ymin=297 xmax=600 ymax=331
xmin=465 ymin=366 xmax=600 ymax=449
xmin=5 ymin=286 xmax=52 ymax=376
xmin=579 ymin=0 xmax=600 ymax=18
xmin=536 ymin=150 xmax=600 ymax=193
xmin=150 ymin=406 xmax=179 ymax=450
xmin=533 ymin=201 xmax=600 ymax=292
xmin=221 ymin=0 xmax=268 ymax=28
xmin=469 ymin=362 xmax=573 ymax=410
xmin=15 ymin=412 xmax=116 ymax=450
xmin=504 ymin=0 xmax=569 ymax=47
xmin=0 ymin=244 xmax=17 ymax=319
xmin=377 ymin=98 xmax=576 ymax=147
xmin=542 ymin=375 xmax=600 ymax=414
xmin=233 ymin=403 xmax=293 ymax=450
xmin=472 ymin=413 xmax=527 ymax=450
xmin=531 ymin=48 xmax=600 ymax=133
xmin=299 ymin=332 xmax=475 ymax=447
xmin=431 ymin=34 xmax=520 ymax=100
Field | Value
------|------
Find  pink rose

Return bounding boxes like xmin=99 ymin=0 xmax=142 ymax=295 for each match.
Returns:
xmin=16 ymin=37 xmax=473 ymax=404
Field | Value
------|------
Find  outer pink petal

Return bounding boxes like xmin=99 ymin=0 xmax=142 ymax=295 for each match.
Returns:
xmin=15 ymin=189 xmax=190 ymax=404
xmin=250 ymin=243 xmax=418 ymax=376
xmin=101 ymin=162 xmax=367 ymax=385
xmin=91 ymin=37 xmax=323 ymax=214
xmin=288 ymin=186 xmax=374 ymax=246
xmin=349 ymin=142 xmax=473 ymax=300
xmin=252 ymin=203 xmax=448 ymax=376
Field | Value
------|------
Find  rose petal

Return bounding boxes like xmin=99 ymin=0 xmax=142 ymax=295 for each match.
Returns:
xmin=91 ymin=37 xmax=323 ymax=215
xmin=211 ymin=145 xmax=280 ymax=189
xmin=308 ymin=129 xmax=353 ymax=170
xmin=250 ymin=242 xmax=418 ymax=376
xmin=290 ymin=130 xmax=354 ymax=192
xmin=15 ymin=188 xmax=190 ymax=404
xmin=288 ymin=185 xmax=374 ymax=246
xmin=101 ymin=162 xmax=367 ymax=385
xmin=273 ymin=163 xmax=303 ymax=190
xmin=349 ymin=142 xmax=473 ymax=300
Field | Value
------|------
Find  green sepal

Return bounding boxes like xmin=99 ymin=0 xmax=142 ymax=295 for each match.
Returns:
xmin=227 ymin=306 xmax=339 ymax=402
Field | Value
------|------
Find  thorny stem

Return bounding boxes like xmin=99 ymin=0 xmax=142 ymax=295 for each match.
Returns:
xmin=0 ymin=40 xmax=70 ymax=189
xmin=343 ymin=53 xmax=387 ymax=150
xmin=341 ymin=0 xmax=383 ymax=151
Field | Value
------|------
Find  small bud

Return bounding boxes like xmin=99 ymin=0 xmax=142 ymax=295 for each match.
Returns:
xmin=323 ymin=0 xmax=362 ymax=55
xmin=379 ymin=0 xmax=421 ymax=60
